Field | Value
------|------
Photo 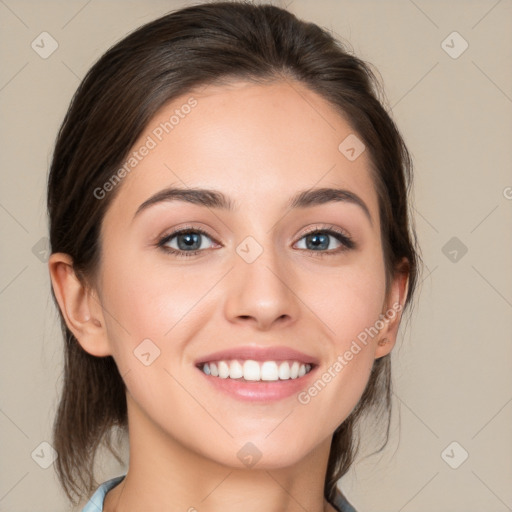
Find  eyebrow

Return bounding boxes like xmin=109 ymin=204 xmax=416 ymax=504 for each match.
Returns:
xmin=133 ymin=186 xmax=372 ymax=225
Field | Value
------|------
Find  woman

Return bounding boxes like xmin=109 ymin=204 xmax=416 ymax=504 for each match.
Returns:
xmin=47 ymin=1 xmax=420 ymax=511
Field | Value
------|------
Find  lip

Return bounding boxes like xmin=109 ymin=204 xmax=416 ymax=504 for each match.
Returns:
xmin=196 ymin=364 xmax=318 ymax=402
xmin=194 ymin=345 xmax=320 ymax=366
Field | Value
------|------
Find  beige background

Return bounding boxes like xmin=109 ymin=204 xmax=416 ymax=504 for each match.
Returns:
xmin=0 ymin=1 xmax=511 ymax=511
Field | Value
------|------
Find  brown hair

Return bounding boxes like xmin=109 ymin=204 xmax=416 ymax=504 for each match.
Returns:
xmin=47 ymin=0 xmax=421 ymax=506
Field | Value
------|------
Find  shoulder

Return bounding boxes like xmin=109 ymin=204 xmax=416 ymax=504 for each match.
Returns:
xmin=81 ymin=475 xmax=126 ymax=512
xmin=331 ymin=488 xmax=358 ymax=512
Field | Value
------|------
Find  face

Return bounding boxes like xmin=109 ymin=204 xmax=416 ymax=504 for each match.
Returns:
xmin=88 ymin=79 xmax=401 ymax=469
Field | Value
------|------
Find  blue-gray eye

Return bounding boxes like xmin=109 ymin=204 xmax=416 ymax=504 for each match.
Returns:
xmin=295 ymin=229 xmax=354 ymax=252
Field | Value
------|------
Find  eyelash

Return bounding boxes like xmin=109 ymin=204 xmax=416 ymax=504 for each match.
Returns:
xmin=156 ymin=224 xmax=355 ymax=259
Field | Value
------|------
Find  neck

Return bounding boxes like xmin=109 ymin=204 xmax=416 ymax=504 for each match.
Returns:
xmin=104 ymin=392 xmax=337 ymax=512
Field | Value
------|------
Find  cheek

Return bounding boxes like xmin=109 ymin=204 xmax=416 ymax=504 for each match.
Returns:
xmin=301 ymin=250 xmax=386 ymax=382
xmin=97 ymin=247 xmax=222 ymax=361
xmin=306 ymin=253 xmax=387 ymax=343
xmin=295 ymin=266 xmax=385 ymax=431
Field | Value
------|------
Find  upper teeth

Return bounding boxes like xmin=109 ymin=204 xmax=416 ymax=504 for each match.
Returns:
xmin=201 ymin=360 xmax=312 ymax=381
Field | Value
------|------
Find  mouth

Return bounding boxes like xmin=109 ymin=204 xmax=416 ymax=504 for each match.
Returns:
xmin=196 ymin=359 xmax=315 ymax=382
xmin=193 ymin=345 xmax=320 ymax=402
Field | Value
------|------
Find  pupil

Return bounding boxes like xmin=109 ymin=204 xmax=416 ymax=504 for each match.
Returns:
xmin=178 ymin=233 xmax=200 ymax=250
xmin=308 ymin=233 xmax=328 ymax=250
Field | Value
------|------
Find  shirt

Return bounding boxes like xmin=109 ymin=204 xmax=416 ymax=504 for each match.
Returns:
xmin=82 ymin=474 xmax=357 ymax=512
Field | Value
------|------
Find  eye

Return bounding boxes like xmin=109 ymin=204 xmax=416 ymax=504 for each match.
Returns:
xmin=294 ymin=226 xmax=355 ymax=255
xmin=156 ymin=224 xmax=355 ymax=259
xmin=157 ymin=227 xmax=218 ymax=258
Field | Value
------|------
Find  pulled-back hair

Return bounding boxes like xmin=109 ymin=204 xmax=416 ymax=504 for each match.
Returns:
xmin=47 ymin=0 xmax=420 ymax=506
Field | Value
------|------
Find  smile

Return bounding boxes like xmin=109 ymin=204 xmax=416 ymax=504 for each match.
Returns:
xmin=196 ymin=359 xmax=318 ymax=402
xmin=199 ymin=359 xmax=313 ymax=381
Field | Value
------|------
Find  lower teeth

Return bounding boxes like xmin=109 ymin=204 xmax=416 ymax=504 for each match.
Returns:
xmin=203 ymin=367 xmax=312 ymax=381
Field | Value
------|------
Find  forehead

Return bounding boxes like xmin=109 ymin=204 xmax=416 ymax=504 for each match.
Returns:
xmin=105 ymin=79 xmax=379 ymax=223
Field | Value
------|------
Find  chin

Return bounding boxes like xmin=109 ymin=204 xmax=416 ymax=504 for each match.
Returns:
xmin=206 ymin=435 xmax=315 ymax=470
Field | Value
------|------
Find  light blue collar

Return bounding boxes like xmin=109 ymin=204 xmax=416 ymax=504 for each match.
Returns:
xmin=81 ymin=475 xmax=126 ymax=512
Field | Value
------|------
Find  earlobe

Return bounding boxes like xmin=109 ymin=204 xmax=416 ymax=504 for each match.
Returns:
xmin=375 ymin=257 xmax=410 ymax=359
xmin=48 ymin=252 xmax=112 ymax=357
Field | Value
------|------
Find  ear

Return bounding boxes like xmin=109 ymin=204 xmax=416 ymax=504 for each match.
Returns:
xmin=48 ymin=252 xmax=112 ymax=357
xmin=374 ymin=257 xmax=410 ymax=359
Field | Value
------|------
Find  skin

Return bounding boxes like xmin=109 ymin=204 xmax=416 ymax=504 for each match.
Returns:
xmin=49 ymin=79 xmax=408 ymax=512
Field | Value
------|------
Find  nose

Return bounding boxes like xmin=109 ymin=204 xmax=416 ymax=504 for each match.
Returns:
xmin=223 ymin=242 xmax=301 ymax=331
